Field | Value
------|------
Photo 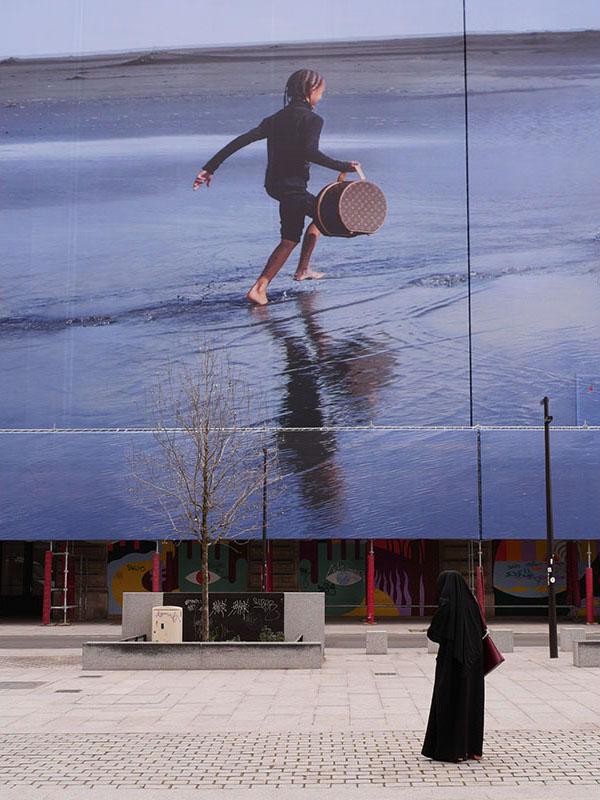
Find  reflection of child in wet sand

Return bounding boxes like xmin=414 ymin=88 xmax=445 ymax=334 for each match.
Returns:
xmin=193 ymin=69 xmax=360 ymax=305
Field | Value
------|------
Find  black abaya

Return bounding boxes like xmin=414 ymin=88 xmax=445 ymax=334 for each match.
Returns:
xmin=422 ymin=571 xmax=486 ymax=763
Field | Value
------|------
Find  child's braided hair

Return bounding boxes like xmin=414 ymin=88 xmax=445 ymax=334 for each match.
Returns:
xmin=283 ymin=69 xmax=324 ymax=107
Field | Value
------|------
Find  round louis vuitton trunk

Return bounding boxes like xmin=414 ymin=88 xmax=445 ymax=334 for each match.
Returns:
xmin=316 ymin=168 xmax=386 ymax=238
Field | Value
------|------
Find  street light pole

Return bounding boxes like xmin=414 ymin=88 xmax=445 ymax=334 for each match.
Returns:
xmin=541 ymin=396 xmax=558 ymax=658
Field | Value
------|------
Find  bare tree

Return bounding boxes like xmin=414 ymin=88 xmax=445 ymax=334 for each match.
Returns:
xmin=129 ymin=342 xmax=280 ymax=641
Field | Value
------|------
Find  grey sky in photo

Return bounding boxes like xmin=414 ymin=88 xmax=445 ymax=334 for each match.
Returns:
xmin=1 ymin=0 xmax=598 ymax=57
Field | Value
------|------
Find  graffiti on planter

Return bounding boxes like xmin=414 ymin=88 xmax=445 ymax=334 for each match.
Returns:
xmin=164 ymin=592 xmax=284 ymax=641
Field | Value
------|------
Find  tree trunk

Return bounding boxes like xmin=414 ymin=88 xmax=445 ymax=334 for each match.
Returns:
xmin=201 ymin=535 xmax=209 ymax=641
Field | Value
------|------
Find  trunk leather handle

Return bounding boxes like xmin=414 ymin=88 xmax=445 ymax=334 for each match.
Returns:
xmin=338 ymin=165 xmax=366 ymax=182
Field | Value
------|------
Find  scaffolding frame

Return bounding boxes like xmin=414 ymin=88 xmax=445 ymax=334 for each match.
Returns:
xmin=46 ymin=542 xmax=88 ymax=625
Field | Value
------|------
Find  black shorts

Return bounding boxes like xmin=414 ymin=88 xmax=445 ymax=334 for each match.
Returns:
xmin=266 ymin=187 xmax=318 ymax=243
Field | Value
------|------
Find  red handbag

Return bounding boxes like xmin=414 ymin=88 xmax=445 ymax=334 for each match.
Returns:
xmin=478 ymin=599 xmax=505 ymax=675
xmin=482 ymin=629 xmax=505 ymax=675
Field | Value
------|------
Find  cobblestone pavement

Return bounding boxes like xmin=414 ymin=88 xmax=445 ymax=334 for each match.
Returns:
xmin=1 ymin=729 xmax=599 ymax=792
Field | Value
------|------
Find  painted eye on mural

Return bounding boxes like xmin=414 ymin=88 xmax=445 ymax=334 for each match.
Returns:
xmin=184 ymin=570 xmax=222 ymax=585
xmin=326 ymin=569 xmax=363 ymax=586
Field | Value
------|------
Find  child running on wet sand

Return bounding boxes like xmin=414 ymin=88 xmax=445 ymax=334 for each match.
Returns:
xmin=193 ymin=69 xmax=360 ymax=305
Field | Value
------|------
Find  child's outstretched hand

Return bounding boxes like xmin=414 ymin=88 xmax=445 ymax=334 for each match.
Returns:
xmin=349 ymin=161 xmax=361 ymax=171
xmin=193 ymin=170 xmax=212 ymax=190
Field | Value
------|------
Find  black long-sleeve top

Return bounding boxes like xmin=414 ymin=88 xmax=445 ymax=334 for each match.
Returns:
xmin=202 ymin=99 xmax=353 ymax=193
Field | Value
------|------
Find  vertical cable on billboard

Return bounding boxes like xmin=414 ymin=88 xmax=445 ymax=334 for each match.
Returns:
xmin=476 ymin=429 xmax=483 ymax=542
xmin=462 ymin=0 xmax=474 ymax=427
xmin=262 ymin=446 xmax=268 ymax=592
xmin=476 ymin=429 xmax=485 ymax=616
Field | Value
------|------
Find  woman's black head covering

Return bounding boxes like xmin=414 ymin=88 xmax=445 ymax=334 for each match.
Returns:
xmin=429 ymin=570 xmax=483 ymax=666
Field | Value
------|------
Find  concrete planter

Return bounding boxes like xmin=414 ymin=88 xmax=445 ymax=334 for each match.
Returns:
xmin=84 ymin=591 xmax=326 ymax=670
xmin=121 ymin=591 xmax=324 ymax=650
xmin=83 ymin=640 xmax=323 ymax=670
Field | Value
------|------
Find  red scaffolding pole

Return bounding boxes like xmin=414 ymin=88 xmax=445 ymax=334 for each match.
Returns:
xmin=152 ymin=542 xmax=161 ymax=592
xmin=476 ymin=564 xmax=486 ymax=624
xmin=42 ymin=545 xmax=52 ymax=625
xmin=586 ymin=541 xmax=595 ymax=624
xmin=365 ymin=540 xmax=375 ymax=624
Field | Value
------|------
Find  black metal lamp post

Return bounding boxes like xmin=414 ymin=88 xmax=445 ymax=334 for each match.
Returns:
xmin=541 ymin=396 xmax=558 ymax=658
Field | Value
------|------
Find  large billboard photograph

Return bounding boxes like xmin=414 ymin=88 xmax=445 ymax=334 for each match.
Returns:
xmin=1 ymin=0 xmax=598 ymax=546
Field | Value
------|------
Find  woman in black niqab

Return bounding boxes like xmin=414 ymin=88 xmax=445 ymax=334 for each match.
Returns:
xmin=422 ymin=570 xmax=485 ymax=763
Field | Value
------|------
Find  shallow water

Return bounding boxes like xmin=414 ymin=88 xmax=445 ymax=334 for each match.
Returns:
xmin=1 ymin=86 xmax=598 ymax=539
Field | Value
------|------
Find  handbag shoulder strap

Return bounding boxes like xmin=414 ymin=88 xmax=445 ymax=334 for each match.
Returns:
xmin=477 ymin=601 xmax=488 ymax=639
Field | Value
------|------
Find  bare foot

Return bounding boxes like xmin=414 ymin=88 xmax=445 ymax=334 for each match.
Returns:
xmin=468 ymin=755 xmax=482 ymax=761
xmin=294 ymin=269 xmax=325 ymax=281
xmin=246 ymin=284 xmax=268 ymax=305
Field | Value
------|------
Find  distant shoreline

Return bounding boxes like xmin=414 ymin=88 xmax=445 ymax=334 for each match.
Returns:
xmin=2 ymin=30 xmax=598 ymax=104
xmin=1 ymin=29 xmax=598 ymax=66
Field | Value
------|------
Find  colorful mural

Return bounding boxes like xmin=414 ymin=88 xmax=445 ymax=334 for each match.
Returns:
xmin=108 ymin=538 xmax=598 ymax=619
xmin=299 ymin=539 xmax=438 ymax=617
xmin=108 ymin=541 xmax=156 ymax=614
xmin=493 ymin=540 xmax=599 ymax=617
xmin=299 ymin=540 xmax=365 ymax=616
xmin=108 ymin=540 xmax=251 ymax=613
xmin=373 ymin=539 xmax=436 ymax=617
xmin=109 ymin=538 xmax=440 ymax=617
xmin=177 ymin=541 xmax=249 ymax=593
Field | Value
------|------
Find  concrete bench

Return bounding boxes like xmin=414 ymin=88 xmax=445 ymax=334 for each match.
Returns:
xmin=486 ymin=628 xmax=514 ymax=653
xmin=428 ymin=628 xmax=513 ymax=654
xmin=572 ymin=639 xmax=600 ymax=668
xmin=560 ymin=626 xmax=589 ymax=652
xmin=366 ymin=629 xmax=387 ymax=655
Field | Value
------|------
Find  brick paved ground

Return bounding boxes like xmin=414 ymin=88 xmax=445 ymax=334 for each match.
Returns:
xmin=1 ymin=729 xmax=599 ymax=793
xmin=1 ymin=624 xmax=599 ymax=799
